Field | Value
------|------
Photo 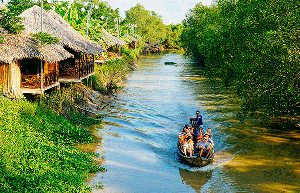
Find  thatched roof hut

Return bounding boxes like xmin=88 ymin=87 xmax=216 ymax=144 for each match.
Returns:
xmin=99 ymin=29 xmax=127 ymax=48
xmin=19 ymin=5 xmax=105 ymax=55
xmin=124 ymin=33 xmax=139 ymax=43
xmin=0 ymin=34 xmax=73 ymax=64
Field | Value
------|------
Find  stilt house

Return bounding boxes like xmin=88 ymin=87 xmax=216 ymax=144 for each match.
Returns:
xmin=19 ymin=6 xmax=105 ymax=83
xmin=99 ymin=29 xmax=126 ymax=57
xmin=123 ymin=34 xmax=139 ymax=49
xmin=0 ymin=34 xmax=73 ymax=97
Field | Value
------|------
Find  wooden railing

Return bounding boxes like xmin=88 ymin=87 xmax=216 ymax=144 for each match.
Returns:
xmin=21 ymin=71 xmax=59 ymax=89
xmin=80 ymin=57 xmax=94 ymax=78
xmin=44 ymin=71 xmax=59 ymax=87
xmin=60 ymin=55 xmax=94 ymax=79
xmin=21 ymin=75 xmax=41 ymax=89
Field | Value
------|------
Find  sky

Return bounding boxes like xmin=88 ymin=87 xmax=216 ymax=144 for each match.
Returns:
xmin=104 ymin=0 xmax=213 ymax=25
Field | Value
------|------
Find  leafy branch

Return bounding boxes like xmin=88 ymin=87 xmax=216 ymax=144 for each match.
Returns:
xmin=0 ymin=9 xmax=25 ymax=34
xmin=31 ymin=32 xmax=60 ymax=45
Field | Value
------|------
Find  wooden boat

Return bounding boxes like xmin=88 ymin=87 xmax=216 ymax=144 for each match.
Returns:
xmin=177 ymin=142 xmax=214 ymax=167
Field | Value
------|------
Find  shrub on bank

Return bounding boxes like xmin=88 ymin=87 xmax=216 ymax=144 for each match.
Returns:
xmin=0 ymin=98 xmax=104 ymax=192
xmin=92 ymin=58 xmax=131 ymax=95
xmin=86 ymin=53 xmax=136 ymax=95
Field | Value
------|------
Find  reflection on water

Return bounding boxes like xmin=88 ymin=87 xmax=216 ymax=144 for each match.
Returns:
xmin=89 ymin=52 xmax=300 ymax=193
xmin=179 ymin=169 xmax=212 ymax=190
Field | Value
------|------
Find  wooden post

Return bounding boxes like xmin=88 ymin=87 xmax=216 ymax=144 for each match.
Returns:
xmin=41 ymin=61 xmax=44 ymax=95
xmin=40 ymin=1 xmax=44 ymax=95
xmin=7 ymin=63 xmax=9 ymax=94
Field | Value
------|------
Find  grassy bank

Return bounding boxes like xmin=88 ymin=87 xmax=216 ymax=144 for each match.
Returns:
xmin=0 ymin=97 xmax=104 ymax=192
xmin=0 ymin=45 xmax=139 ymax=192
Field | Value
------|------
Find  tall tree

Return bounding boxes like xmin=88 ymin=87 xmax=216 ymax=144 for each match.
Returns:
xmin=125 ymin=3 xmax=166 ymax=43
xmin=181 ymin=0 xmax=300 ymax=119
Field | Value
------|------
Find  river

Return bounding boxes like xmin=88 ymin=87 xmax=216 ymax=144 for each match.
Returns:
xmin=89 ymin=52 xmax=300 ymax=193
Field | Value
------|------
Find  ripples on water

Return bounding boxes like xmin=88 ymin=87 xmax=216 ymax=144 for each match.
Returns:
xmin=90 ymin=52 xmax=300 ymax=193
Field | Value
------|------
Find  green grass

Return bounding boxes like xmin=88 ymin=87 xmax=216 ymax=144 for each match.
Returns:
xmin=0 ymin=98 xmax=104 ymax=192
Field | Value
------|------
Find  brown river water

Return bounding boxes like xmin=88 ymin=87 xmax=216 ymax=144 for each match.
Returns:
xmin=87 ymin=52 xmax=300 ymax=193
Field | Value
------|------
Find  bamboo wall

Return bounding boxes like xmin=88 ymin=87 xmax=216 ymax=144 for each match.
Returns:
xmin=9 ymin=61 xmax=22 ymax=97
xmin=0 ymin=63 xmax=7 ymax=90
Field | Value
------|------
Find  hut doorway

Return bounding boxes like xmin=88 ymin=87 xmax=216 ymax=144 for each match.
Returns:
xmin=20 ymin=58 xmax=40 ymax=75
xmin=20 ymin=59 xmax=41 ymax=89
xmin=59 ymin=58 xmax=77 ymax=79
xmin=20 ymin=59 xmax=59 ymax=90
xmin=59 ymin=47 xmax=94 ymax=81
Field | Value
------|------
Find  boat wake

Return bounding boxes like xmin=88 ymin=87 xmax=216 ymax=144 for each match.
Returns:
xmin=187 ymin=151 xmax=234 ymax=172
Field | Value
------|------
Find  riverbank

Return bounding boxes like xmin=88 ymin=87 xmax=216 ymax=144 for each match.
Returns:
xmin=85 ymin=47 xmax=138 ymax=96
xmin=0 ymin=97 xmax=104 ymax=192
xmin=0 ymin=46 xmax=139 ymax=191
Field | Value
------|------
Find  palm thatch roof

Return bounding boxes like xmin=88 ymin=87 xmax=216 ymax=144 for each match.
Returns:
xmin=0 ymin=34 xmax=73 ymax=64
xmin=19 ymin=5 xmax=105 ymax=55
xmin=99 ymin=29 xmax=127 ymax=48
xmin=124 ymin=33 xmax=139 ymax=42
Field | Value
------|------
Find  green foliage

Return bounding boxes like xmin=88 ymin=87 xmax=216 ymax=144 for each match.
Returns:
xmin=31 ymin=32 xmax=60 ymax=44
xmin=0 ymin=98 xmax=104 ymax=192
xmin=164 ymin=24 xmax=183 ymax=49
xmin=0 ymin=9 xmax=24 ymax=34
xmin=125 ymin=4 xmax=167 ymax=43
xmin=0 ymin=35 xmax=4 ymax=43
xmin=54 ymin=0 xmax=121 ymax=46
xmin=88 ymin=58 xmax=131 ymax=95
xmin=121 ymin=45 xmax=138 ymax=61
xmin=7 ymin=0 xmax=34 ymax=15
xmin=181 ymin=0 xmax=300 ymax=118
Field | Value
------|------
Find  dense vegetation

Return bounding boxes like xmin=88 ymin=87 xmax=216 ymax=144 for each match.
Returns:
xmin=124 ymin=3 xmax=183 ymax=49
xmin=85 ymin=46 xmax=138 ymax=94
xmin=0 ymin=97 xmax=104 ymax=192
xmin=181 ymin=0 xmax=300 ymax=122
xmin=0 ymin=8 xmax=24 ymax=34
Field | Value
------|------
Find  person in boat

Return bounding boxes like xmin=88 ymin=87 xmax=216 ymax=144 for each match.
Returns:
xmin=183 ymin=136 xmax=194 ymax=157
xmin=197 ymin=134 xmax=212 ymax=158
xmin=187 ymin=125 xmax=194 ymax=136
xmin=178 ymin=125 xmax=192 ymax=144
xmin=208 ymin=134 xmax=214 ymax=149
xmin=206 ymin=128 xmax=212 ymax=135
xmin=195 ymin=127 xmax=205 ymax=143
xmin=190 ymin=110 xmax=203 ymax=128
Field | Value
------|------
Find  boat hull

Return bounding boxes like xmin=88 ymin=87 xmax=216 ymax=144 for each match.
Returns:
xmin=178 ymin=143 xmax=214 ymax=167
